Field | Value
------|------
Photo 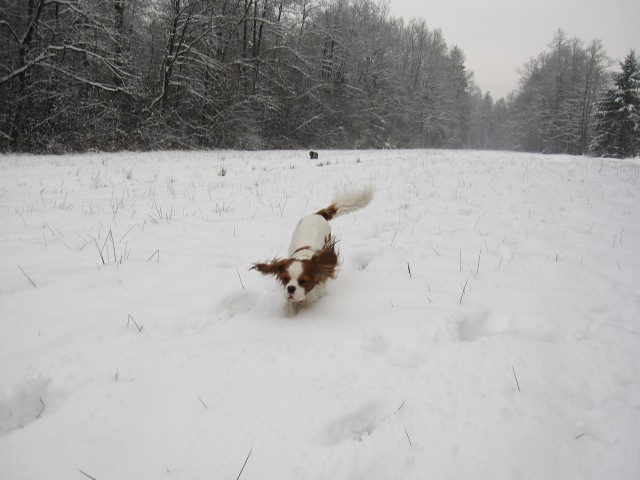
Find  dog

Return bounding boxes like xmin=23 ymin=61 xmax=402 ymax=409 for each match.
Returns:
xmin=252 ymin=186 xmax=373 ymax=310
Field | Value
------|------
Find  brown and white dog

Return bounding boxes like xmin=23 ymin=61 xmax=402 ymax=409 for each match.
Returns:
xmin=252 ymin=186 xmax=373 ymax=309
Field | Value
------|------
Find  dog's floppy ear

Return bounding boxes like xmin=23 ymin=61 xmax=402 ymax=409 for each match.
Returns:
xmin=309 ymin=237 xmax=338 ymax=282
xmin=251 ymin=259 xmax=290 ymax=277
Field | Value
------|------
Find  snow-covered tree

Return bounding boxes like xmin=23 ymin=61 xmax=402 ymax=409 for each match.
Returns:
xmin=508 ymin=31 xmax=609 ymax=154
xmin=591 ymin=50 xmax=640 ymax=158
xmin=0 ymin=0 xmax=477 ymax=152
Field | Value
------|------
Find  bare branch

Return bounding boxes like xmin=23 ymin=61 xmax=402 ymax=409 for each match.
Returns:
xmin=39 ymin=62 xmax=136 ymax=96
xmin=0 ymin=52 xmax=55 ymax=86
xmin=0 ymin=20 xmax=20 ymax=44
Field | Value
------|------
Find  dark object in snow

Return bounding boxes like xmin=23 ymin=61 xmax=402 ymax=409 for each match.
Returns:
xmin=309 ymin=151 xmax=319 ymax=160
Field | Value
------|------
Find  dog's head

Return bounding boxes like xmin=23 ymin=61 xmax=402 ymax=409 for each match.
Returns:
xmin=252 ymin=240 xmax=338 ymax=303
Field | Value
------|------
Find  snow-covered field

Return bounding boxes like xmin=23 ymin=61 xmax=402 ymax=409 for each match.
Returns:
xmin=1 ymin=149 xmax=639 ymax=480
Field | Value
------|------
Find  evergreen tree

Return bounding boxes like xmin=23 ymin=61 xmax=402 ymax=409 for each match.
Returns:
xmin=591 ymin=50 xmax=640 ymax=158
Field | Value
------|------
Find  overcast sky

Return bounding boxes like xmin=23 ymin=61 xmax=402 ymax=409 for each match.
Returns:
xmin=388 ymin=0 xmax=640 ymax=99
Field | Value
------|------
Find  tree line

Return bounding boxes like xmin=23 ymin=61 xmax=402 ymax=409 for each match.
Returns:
xmin=491 ymin=30 xmax=639 ymax=157
xmin=1 ymin=1 xmax=638 ymax=157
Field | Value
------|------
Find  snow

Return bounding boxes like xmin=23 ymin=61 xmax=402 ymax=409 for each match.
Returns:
xmin=1 ymin=149 xmax=639 ymax=479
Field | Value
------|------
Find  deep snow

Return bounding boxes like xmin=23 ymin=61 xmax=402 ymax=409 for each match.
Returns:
xmin=1 ymin=149 xmax=639 ymax=480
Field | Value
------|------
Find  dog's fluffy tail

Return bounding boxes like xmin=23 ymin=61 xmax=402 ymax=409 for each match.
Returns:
xmin=315 ymin=185 xmax=374 ymax=220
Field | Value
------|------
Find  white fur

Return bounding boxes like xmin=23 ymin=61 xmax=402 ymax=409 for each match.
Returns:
xmin=289 ymin=215 xmax=331 ymax=259
xmin=330 ymin=185 xmax=374 ymax=217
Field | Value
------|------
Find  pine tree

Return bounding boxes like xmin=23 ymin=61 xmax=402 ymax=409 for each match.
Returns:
xmin=591 ymin=50 xmax=640 ymax=158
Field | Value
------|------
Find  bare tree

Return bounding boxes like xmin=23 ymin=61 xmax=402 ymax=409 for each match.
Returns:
xmin=0 ymin=0 xmax=139 ymax=151
xmin=0 ymin=0 xmax=481 ymax=152
xmin=508 ymin=30 xmax=609 ymax=154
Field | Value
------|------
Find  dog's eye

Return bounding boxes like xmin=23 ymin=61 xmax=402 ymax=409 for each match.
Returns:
xmin=298 ymin=279 xmax=306 ymax=286
xmin=280 ymin=276 xmax=290 ymax=284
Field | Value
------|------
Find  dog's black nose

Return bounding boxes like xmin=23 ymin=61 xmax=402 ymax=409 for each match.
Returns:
xmin=287 ymin=285 xmax=296 ymax=294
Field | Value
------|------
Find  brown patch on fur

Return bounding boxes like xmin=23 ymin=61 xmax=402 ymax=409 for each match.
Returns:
xmin=315 ymin=204 xmax=338 ymax=221
xmin=293 ymin=267 xmax=315 ymax=293
xmin=307 ymin=236 xmax=339 ymax=282
xmin=251 ymin=258 xmax=292 ymax=281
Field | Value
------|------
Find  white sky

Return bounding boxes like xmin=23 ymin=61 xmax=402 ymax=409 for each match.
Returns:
xmin=388 ymin=0 xmax=640 ymax=99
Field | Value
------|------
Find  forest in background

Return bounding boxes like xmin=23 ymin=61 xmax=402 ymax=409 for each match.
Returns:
xmin=0 ymin=0 xmax=637 ymax=156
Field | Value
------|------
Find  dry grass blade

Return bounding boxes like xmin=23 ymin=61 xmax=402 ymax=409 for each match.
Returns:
xmin=459 ymin=279 xmax=469 ymax=304
xmin=394 ymin=399 xmax=407 ymax=414
xmin=18 ymin=265 xmax=37 ymax=288
xmin=512 ymin=365 xmax=521 ymax=392
xmin=88 ymin=235 xmax=105 ymax=265
xmin=236 ymin=448 xmax=253 ymax=480
xmin=77 ymin=469 xmax=98 ymax=480
xmin=404 ymin=426 xmax=412 ymax=446
xmin=127 ymin=314 xmax=144 ymax=332
xmin=236 ymin=267 xmax=245 ymax=290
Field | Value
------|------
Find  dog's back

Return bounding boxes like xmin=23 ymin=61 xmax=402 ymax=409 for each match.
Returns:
xmin=290 ymin=186 xmax=373 ymax=258
xmin=289 ymin=215 xmax=331 ymax=259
